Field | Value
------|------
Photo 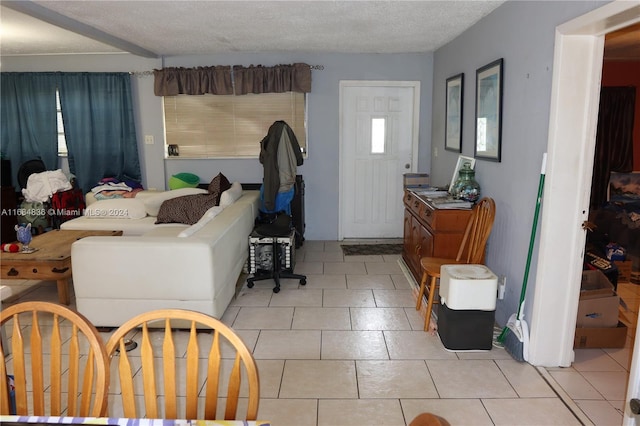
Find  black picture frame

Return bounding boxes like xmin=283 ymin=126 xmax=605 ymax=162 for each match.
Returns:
xmin=474 ymin=58 xmax=503 ymax=162
xmin=445 ymin=73 xmax=464 ymax=153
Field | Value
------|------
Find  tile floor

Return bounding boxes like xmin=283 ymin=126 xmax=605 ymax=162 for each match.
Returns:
xmin=1 ymin=239 xmax=636 ymax=425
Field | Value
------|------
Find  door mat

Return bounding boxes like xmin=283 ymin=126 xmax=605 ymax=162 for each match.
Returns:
xmin=341 ymin=244 xmax=403 ymax=256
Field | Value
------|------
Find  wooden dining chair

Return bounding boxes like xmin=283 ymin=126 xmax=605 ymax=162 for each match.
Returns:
xmin=410 ymin=412 xmax=451 ymax=426
xmin=416 ymin=197 xmax=496 ymax=331
xmin=104 ymin=309 xmax=260 ymax=421
xmin=0 ymin=301 xmax=109 ymax=417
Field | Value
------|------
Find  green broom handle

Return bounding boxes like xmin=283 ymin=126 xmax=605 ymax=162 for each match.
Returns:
xmin=516 ymin=153 xmax=547 ymax=319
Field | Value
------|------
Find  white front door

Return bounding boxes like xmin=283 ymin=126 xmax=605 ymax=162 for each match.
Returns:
xmin=339 ymin=81 xmax=420 ymax=239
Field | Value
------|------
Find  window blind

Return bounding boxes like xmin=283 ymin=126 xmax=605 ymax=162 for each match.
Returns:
xmin=163 ymin=91 xmax=306 ymax=158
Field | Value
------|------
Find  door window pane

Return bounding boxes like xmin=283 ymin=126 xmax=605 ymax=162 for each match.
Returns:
xmin=371 ymin=118 xmax=386 ymax=154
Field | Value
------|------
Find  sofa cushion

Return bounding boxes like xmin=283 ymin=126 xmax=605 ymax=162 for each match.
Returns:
xmin=84 ymin=198 xmax=147 ymax=219
xmin=155 ymin=193 xmax=217 ymax=225
xmin=177 ymin=205 xmax=224 ymax=237
xmin=143 ymin=187 xmax=208 ymax=217
xmin=61 ymin=216 xmax=160 ymax=236
xmin=207 ymin=173 xmax=231 ymax=204
xmin=220 ymin=181 xmax=243 ymax=208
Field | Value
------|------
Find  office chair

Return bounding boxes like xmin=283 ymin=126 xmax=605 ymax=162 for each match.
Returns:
xmin=247 ymin=187 xmax=307 ymax=293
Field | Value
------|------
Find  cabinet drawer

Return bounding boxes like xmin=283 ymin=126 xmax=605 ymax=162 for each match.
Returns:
xmin=430 ymin=208 xmax=472 ymax=232
xmin=418 ymin=202 xmax=434 ymax=227
xmin=405 ymin=191 xmax=471 ymax=232
xmin=404 ymin=191 xmax=422 ymax=216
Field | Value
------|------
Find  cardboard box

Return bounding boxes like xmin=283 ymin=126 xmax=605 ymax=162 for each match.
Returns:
xmin=403 ymin=173 xmax=430 ymax=189
xmin=574 ymin=321 xmax=628 ymax=349
xmin=577 ymin=270 xmax=619 ymax=328
xmin=580 ymin=270 xmax=615 ymax=299
xmin=576 ymin=294 xmax=620 ymax=327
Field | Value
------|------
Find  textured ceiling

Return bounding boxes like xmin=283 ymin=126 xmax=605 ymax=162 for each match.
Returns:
xmin=0 ymin=1 xmax=507 ymax=57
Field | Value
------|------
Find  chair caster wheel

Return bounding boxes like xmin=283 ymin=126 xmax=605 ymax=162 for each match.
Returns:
xmin=247 ymin=282 xmax=254 ymax=288
xmin=273 ymin=286 xmax=280 ymax=293
xmin=300 ymin=278 xmax=307 ymax=285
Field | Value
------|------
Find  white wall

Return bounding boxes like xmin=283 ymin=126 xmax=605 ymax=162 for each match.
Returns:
xmin=2 ymin=52 xmax=433 ymax=241
xmin=431 ymin=0 xmax=608 ymax=328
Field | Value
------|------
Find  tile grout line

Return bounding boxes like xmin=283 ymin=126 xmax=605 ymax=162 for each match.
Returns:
xmin=536 ymin=366 xmax=594 ymax=426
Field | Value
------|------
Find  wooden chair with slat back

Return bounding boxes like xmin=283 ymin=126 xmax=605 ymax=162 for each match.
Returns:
xmin=410 ymin=412 xmax=451 ymax=426
xmin=0 ymin=301 xmax=109 ymax=417
xmin=416 ymin=197 xmax=496 ymax=331
xmin=104 ymin=309 xmax=260 ymax=421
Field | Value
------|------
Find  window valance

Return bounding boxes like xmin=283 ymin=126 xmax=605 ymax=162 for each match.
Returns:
xmin=153 ymin=66 xmax=233 ymax=96
xmin=233 ymin=63 xmax=311 ymax=95
xmin=153 ymin=63 xmax=311 ymax=96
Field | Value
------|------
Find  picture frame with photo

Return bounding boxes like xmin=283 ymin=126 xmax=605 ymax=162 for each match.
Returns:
xmin=449 ymin=155 xmax=476 ymax=195
xmin=608 ymin=171 xmax=640 ymax=203
xmin=474 ymin=58 xmax=503 ymax=162
xmin=445 ymin=73 xmax=464 ymax=152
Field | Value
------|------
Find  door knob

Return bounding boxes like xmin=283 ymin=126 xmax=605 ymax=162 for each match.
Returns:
xmin=630 ymin=398 xmax=640 ymax=415
xmin=405 ymin=164 xmax=410 ymax=169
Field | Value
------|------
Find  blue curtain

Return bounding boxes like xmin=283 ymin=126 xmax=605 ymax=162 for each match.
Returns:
xmin=0 ymin=73 xmax=59 ymax=188
xmin=58 ymin=73 xmax=141 ymax=194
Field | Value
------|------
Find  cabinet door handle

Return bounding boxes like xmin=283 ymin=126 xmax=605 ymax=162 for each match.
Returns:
xmin=414 ymin=201 xmax=419 ymax=208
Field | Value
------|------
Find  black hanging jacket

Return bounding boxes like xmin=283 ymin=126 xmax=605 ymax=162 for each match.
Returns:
xmin=259 ymin=121 xmax=304 ymax=211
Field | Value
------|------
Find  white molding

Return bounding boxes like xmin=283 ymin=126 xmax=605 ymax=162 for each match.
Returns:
xmin=529 ymin=0 xmax=640 ymax=368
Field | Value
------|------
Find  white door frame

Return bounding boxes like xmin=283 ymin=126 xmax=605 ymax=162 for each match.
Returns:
xmin=529 ymin=1 xmax=640 ymax=369
xmin=338 ymin=80 xmax=421 ymax=240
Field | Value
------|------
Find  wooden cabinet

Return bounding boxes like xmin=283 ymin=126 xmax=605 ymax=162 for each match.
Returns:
xmin=402 ymin=190 xmax=472 ymax=282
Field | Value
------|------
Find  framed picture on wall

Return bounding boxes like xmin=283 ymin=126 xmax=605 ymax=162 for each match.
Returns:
xmin=474 ymin=58 xmax=503 ymax=162
xmin=445 ymin=73 xmax=464 ymax=152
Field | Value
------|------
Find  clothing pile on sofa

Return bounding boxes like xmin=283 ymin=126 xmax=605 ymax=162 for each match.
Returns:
xmin=92 ymin=177 xmax=144 ymax=200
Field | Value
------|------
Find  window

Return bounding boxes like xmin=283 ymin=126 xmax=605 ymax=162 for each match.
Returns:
xmin=56 ymin=91 xmax=68 ymax=156
xmin=371 ymin=118 xmax=386 ymax=154
xmin=163 ymin=91 xmax=307 ymax=159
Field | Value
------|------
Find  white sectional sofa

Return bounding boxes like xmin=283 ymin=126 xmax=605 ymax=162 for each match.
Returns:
xmin=62 ymin=185 xmax=260 ymax=327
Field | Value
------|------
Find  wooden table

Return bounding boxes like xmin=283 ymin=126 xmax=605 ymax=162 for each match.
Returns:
xmin=1 ymin=416 xmax=270 ymax=425
xmin=0 ymin=229 xmax=122 ymax=305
